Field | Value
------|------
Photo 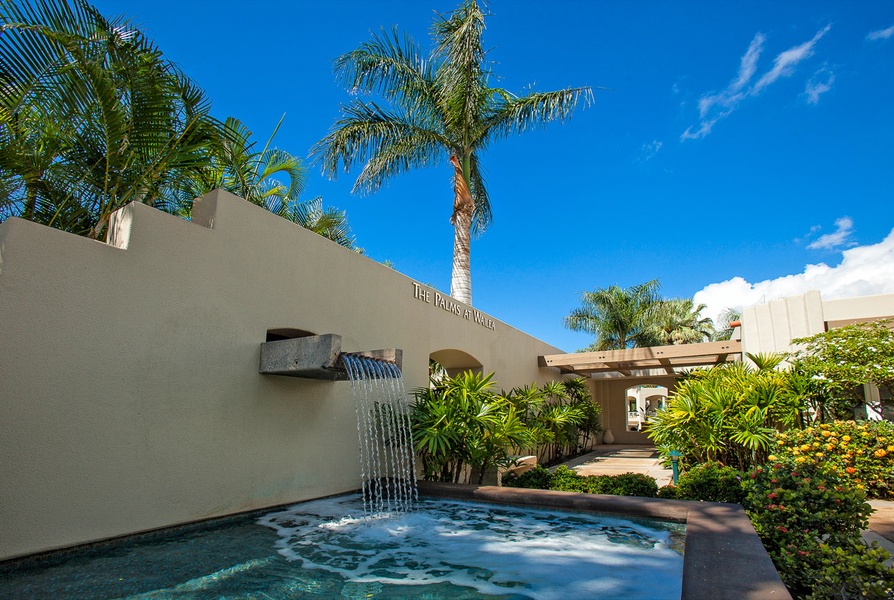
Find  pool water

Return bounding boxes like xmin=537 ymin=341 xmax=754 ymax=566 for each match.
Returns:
xmin=0 ymin=495 xmax=684 ymax=599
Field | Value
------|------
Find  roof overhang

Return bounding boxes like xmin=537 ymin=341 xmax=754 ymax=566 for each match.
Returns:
xmin=539 ymin=340 xmax=743 ymax=380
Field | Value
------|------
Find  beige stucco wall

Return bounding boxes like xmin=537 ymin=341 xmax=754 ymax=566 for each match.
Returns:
xmin=740 ymin=291 xmax=894 ymax=356
xmin=0 ymin=190 xmax=562 ymax=561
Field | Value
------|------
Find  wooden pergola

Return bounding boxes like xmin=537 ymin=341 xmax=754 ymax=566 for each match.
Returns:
xmin=538 ymin=340 xmax=743 ymax=379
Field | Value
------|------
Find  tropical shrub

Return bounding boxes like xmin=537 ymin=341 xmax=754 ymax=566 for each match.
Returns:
xmin=656 ymin=485 xmax=680 ymax=499
xmin=801 ymin=541 xmax=894 ymax=600
xmin=791 ymin=319 xmax=894 ymax=422
xmin=504 ymin=465 xmax=658 ymax=498
xmin=645 ymin=356 xmax=806 ymax=471
xmin=744 ymin=460 xmax=893 ymax=598
xmin=503 ymin=465 xmax=553 ymax=490
xmin=412 ymin=371 xmax=531 ymax=484
xmin=502 ymin=378 xmax=600 ymax=465
xmin=772 ymin=420 xmax=894 ymax=499
xmin=412 ymin=372 xmax=599 ymax=484
xmin=674 ymin=462 xmax=746 ymax=504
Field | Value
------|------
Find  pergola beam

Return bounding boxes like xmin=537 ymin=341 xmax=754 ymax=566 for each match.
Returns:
xmin=539 ymin=340 xmax=743 ymax=378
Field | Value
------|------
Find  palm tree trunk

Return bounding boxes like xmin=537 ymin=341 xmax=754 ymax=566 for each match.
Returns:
xmin=449 ymin=155 xmax=473 ymax=305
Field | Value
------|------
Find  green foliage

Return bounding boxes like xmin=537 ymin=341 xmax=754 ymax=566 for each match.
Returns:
xmin=564 ymin=280 xmax=717 ymax=350
xmin=771 ymin=420 xmax=894 ymax=499
xmin=503 ymin=377 xmax=600 ymax=465
xmin=802 ymin=541 xmax=894 ymax=600
xmin=674 ymin=462 xmax=746 ymax=504
xmin=503 ymin=465 xmax=552 ymax=490
xmin=412 ymin=371 xmax=531 ymax=484
xmin=744 ymin=461 xmax=892 ymax=598
xmin=563 ymin=279 xmax=661 ymax=350
xmin=643 ymin=298 xmax=716 ymax=346
xmin=791 ymin=320 xmax=894 ymax=421
xmin=412 ymin=372 xmax=598 ymax=484
xmin=657 ymin=485 xmax=681 ymax=499
xmin=645 ymin=359 xmax=806 ymax=471
xmin=0 ymin=0 xmax=222 ymax=238
xmin=505 ymin=465 xmax=658 ymax=498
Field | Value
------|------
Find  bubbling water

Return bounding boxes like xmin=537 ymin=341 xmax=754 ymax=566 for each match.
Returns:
xmin=258 ymin=494 xmax=685 ymax=600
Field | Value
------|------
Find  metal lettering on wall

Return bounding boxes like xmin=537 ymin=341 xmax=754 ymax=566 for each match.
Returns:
xmin=411 ymin=282 xmax=496 ymax=331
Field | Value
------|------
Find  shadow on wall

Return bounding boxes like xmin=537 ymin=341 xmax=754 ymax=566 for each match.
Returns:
xmin=430 ymin=349 xmax=483 ymax=378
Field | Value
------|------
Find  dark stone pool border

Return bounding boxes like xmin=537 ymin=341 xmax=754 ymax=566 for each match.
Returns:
xmin=419 ymin=481 xmax=792 ymax=600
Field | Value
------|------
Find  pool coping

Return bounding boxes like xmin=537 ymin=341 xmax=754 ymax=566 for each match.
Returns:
xmin=419 ymin=481 xmax=792 ymax=600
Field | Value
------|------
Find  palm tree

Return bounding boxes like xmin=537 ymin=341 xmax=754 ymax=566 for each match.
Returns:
xmin=644 ymin=298 xmax=715 ymax=346
xmin=0 ymin=0 xmax=222 ymax=239
xmin=313 ymin=0 xmax=591 ymax=305
xmin=712 ymin=307 xmax=742 ymax=341
xmin=174 ymin=117 xmax=307 ymax=217
xmin=281 ymin=197 xmax=357 ymax=250
xmin=564 ymin=279 xmax=661 ymax=350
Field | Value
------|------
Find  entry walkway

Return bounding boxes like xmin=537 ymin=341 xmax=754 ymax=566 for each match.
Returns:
xmin=558 ymin=444 xmax=673 ymax=487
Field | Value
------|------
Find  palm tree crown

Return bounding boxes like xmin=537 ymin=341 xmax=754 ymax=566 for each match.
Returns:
xmin=313 ymin=0 xmax=591 ymax=304
xmin=564 ymin=280 xmax=662 ymax=351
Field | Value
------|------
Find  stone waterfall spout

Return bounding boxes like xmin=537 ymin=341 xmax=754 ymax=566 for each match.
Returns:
xmin=259 ymin=333 xmax=402 ymax=380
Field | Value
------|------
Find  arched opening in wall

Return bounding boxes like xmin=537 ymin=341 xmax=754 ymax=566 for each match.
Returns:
xmin=429 ymin=349 xmax=483 ymax=381
xmin=624 ymin=385 xmax=668 ymax=432
xmin=265 ymin=328 xmax=316 ymax=342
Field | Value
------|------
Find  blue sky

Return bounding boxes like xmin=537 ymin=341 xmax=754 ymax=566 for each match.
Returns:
xmin=94 ymin=0 xmax=894 ymax=352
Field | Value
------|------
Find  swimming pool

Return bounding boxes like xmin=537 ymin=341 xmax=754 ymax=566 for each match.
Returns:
xmin=0 ymin=494 xmax=684 ymax=599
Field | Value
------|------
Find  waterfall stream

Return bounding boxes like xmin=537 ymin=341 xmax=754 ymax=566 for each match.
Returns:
xmin=341 ymin=354 xmax=418 ymax=515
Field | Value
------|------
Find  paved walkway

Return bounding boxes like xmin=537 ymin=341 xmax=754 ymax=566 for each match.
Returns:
xmin=558 ymin=444 xmax=673 ymax=487
xmin=558 ymin=445 xmax=894 ymax=558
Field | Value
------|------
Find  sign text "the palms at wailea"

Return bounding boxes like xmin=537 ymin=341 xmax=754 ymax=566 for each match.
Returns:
xmin=411 ymin=282 xmax=496 ymax=331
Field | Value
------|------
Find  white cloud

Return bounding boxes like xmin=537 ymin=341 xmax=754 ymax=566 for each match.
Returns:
xmin=639 ymin=140 xmax=663 ymax=161
xmin=693 ymin=227 xmax=894 ymax=324
xmin=867 ymin=25 xmax=894 ymax=41
xmin=804 ymin=66 xmax=835 ymax=105
xmin=751 ymin=25 xmax=830 ymax=94
xmin=682 ymin=26 xmax=831 ymax=141
xmin=807 ymin=216 xmax=854 ymax=250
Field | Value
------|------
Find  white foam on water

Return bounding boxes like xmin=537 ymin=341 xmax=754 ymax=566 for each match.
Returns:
xmin=258 ymin=494 xmax=684 ymax=600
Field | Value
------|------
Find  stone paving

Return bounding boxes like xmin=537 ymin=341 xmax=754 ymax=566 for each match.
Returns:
xmin=558 ymin=444 xmax=673 ymax=486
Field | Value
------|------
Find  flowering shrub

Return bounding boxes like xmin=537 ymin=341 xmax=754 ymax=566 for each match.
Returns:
xmin=772 ymin=420 xmax=894 ymax=498
xmin=744 ymin=460 xmax=893 ymax=598
xmin=674 ymin=462 xmax=746 ymax=504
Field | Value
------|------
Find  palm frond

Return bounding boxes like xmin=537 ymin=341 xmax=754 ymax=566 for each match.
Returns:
xmin=482 ymin=87 xmax=593 ymax=142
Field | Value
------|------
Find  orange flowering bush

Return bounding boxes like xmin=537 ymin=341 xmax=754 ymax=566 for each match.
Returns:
xmin=772 ymin=420 xmax=894 ymax=498
xmin=745 ymin=461 xmax=893 ymax=598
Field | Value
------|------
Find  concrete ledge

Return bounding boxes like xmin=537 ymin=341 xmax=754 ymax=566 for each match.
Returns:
xmin=419 ymin=481 xmax=791 ymax=600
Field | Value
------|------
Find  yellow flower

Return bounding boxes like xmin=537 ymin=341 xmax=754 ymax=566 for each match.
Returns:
xmin=801 ymin=444 xmax=812 ymax=452
xmin=821 ymin=430 xmax=832 ymax=438
xmin=825 ymin=444 xmax=834 ymax=451
xmin=876 ymin=449 xmax=888 ymax=458
xmin=815 ymin=452 xmax=824 ymax=458
xmin=768 ymin=455 xmax=778 ymax=462
xmin=795 ymin=456 xmax=806 ymax=463
xmin=887 ymin=446 xmax=894 ymax=453
xmin=842 ymin=435 xmax=851 ymax=442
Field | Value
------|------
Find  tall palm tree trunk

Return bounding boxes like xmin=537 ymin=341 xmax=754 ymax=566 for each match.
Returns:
xmin=449 ymin=155 xmax=473 ymax=304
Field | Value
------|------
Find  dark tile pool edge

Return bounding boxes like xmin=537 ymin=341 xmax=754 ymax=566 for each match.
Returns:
xmin=419 ymin=481 xmax=792 ymax=600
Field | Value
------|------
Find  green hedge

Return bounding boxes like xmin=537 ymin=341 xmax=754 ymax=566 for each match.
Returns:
xmin=504 ymin=465 xmax=658 ymax=498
